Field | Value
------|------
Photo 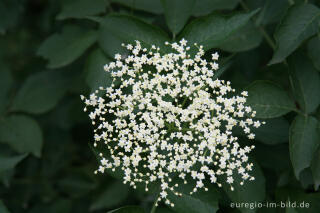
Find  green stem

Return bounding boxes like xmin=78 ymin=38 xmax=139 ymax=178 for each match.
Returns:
xmin=258 ymin=26 xmax=276 ymax=50
xmin=240 ymin=0 xmax=300 ymax=114
xmin=181 ymin=96 xmax=188 ymax=107
xmin=150 ymin=191 xmax=160 ymax=213
xmin=173 ymin=33 xmax=176 ymax=41
xmin=239 ymin=0 xmax=276 ymax=51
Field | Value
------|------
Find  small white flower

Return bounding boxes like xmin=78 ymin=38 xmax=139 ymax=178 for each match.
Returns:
xmin=212 ymin=52 xmax=219 ymax=60
xmin=212 ymin=62 xmax=219 ymax=70
xmin=227 ymin=176 xmax=234 ymax=184
xmin=82 ymin=39 xmax=263 ymax=205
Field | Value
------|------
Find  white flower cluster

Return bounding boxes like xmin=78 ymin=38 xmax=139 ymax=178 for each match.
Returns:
xmin=81 ymin=39 xmax=264 ymax=206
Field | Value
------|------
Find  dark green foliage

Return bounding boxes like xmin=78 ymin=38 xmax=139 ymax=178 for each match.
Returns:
xmin=161 ymin=0 xmax=195 ymax=36
xmin=269 ymin=3 xmax=320 ymax=64
xmin=289 ymin=115 xmax=320 ymax=179
xmin=1 ymin=0 xmax=320 ymax=213
xmin=245 ymin=81 xmax=296 ymax=118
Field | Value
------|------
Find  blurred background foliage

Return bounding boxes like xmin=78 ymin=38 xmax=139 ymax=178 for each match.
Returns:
xmin=1 ymin=0 xmax=320 ymax=212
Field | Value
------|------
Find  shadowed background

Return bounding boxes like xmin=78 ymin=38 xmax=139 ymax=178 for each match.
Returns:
xmin=1 ymin=0 xmax=320 ymax=213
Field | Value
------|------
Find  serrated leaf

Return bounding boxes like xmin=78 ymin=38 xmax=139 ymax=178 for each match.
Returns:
xmin=90 ymin=181 xmax=129 ymax=211
xmin=57 ymin=0 xmax=108 ymax=20
xmin=245 ymin=81 xmax=296 ymax=118
xmin=289 ymin=115 xmax=320 ymax=179
xmin=11 ymin=70 xmax=70 ymax=114
xmin=99 ymin=14 xmax=170 ymax=58
xmin=180 ymin=9 xmax=259 ymax=52
xmin=161 ymin=0 xmax=195 ymax=35
xmin=269 ymin=3 xmax=320 ymax=64
xmin=99 ymin=24 xmax=128 ymax=59
xmin=111 ymin=0 xmax=163 ymax=14
xmin=222 ymin=162 xmax=265 ymax=213
xmin=192 ymin=0 xmax=239 ymax=16
xmin=256 ymin=0 xmax=289 ymax=25
xmin=253 ymin=117 xmax=290 ymax=145
xmin=307 ymin=36 xmax=320 ymax=71
xmin=108 ymin=206 xmax=145 ymax=213
xmin=218 ymin=22 xmax=262 ymax=52
xmin=0 ymin=115 xmax=43 ymax=157
xmin=288 ymin=52 xmax=320 ymax=113
xmin=37 ymin=26 xmax=97 ymax=68
xmin=85 ymin=48 xmax=112 ymax=92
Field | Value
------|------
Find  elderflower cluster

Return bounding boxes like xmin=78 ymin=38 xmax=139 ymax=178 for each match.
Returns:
xmin=81 ymin=39 xmax=264 ymax=206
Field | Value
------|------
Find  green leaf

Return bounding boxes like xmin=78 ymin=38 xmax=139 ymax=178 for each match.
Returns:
xmin=0 ymin=153 xmax=27 ymax=173
xmin=269 ymin=3 xmax=320 ymax=64
xmin=57 ymin=0 xmax=109 ymax=20
xmin=0 ymin=200 xmax=10 ymax=213
xmin=85 ymin=48 xmax=112 ymax=92
xmin=108 ymin=206 xmax=145 ymax=213
xmin=161 ymin=0 xmax=195 ymax=35
xmin=99 ymin=14 xmax=170 ymax=58
xmin=0 ymin=144 xmax=18 ymax=187
xmin=255 ymin=0 xmax=289 ymax=25
xmin=192 ymin=0 xmax=239 ymax=16
xmin=37 ymin=26 xmax=97 ymax=68
xmin=180 ymin=9 xmax=259 ymax=52
xmin=218 ymin=22 xmax=262 ymax=52
xmin=90 ymin=181 xmax=129 ymax=211
xmin=307 ymin=36 xmax=320 ymax=71
xmin=289 ymin=115 xmax=320 ymax=179
xmin=169 ymin=189 xmax=220 ymax=213
xmin=245 ymin=81 xmax=296 ymax=118
xmin=253 ymin=117 xmax=290 ymax=145
xmin=288 ymin=52 xmax=320 ymax=114
xmin=110 ymin=0 xmax=163 ymax=14
xmin=298 ymin=168 xmax=314 ymax=189
xmin=11 ymin=70 xmax=70 ymax=114
xmin=99 ymin=24 xmax=128 ymax=59
xmin=0 ymin=65 xmax=13 ymax=115
xmin=311 ymin=148 xmax=320 ymax=190
xmin=166 ymin=177 xmax=220 ymax=213
xmin=0 ymin=115 xmax=43 ymax=157
xmin=254 ymin=144 xmax=291 ymax=172
xmin=223 ymin=162 xmax=265 ymax=213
